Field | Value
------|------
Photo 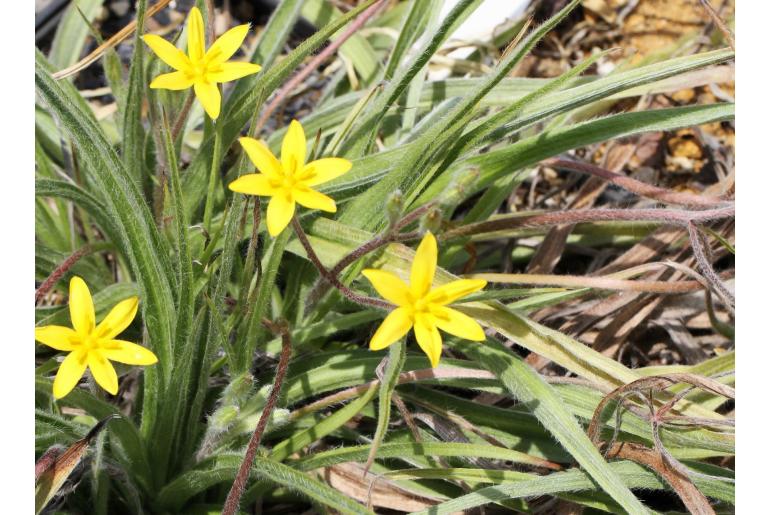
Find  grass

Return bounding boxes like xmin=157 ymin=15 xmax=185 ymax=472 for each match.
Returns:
xmin=35 ymin=1 xmax=734 ymax=513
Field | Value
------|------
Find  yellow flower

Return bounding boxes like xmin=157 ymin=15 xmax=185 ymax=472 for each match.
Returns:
xmin=34 ymin=277 xmax=158 ymax=399
xmin=228 ymin=120 xmax=352 ymax=236
xmin=362 ymin=232 xmax=487 ymax=367
xmin=142 ymin=7 xmax=262 ymax=119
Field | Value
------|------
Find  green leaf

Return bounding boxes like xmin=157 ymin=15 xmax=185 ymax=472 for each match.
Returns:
xmin=401 ymin=461 xmax=733 ymax=513
xmin=295 ymin=441 xmax=565 ymax=472
xmin=48 ymin=0 xmax=103 ymax=69
xmin=270 ymin=383 xmax=378 ymax=462
xmin=301 ymin=0 xmax=381 ymax=86
xmin=122 ymin=0 xmax=148 ymax=186
xmin=365 ymin=341 xmax=405 ymax=470
xmin=253 ymin=457 xmax=376 ymax=514
xmin=418 ymin=103 xmax=735 ymax=204
xmin=35 ymin=178 xmax=121 ymax=249
xmin=339 ymin=0 xmax=485 ymax=158
xmin=159 ymin=454 xmax=374 ymax=514
xmin=340 ymin=0 xmax=580 ymax=228
xmin=451 ymin=338 xmax=648 ymax=513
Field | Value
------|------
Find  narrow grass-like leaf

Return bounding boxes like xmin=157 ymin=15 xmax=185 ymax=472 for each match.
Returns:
xmin=36 ymin=178 xmax=121 ymax=249
xmin=339 ymin=0 xmax=483 ymax=157
xmin=301 ymin=0 xmax=381 ymax=86
xmin=122 ymin=0 xmax=147 ymax=187
xmin=382 ymin=0 xmax=442 ymax=81
xmin=365 ymin=341 xmax=405 ymax=471
xmin=48 ymin=0 xmax=102 ymax=69
xmin=270 ymin=383 xmax=378 ymax=462
xmin=402 ymin=461 xmax=732 ymax=513
xmin=296 ymin=441 xmax=567 ymax=472
xmin=418 ymin=103 xmax=735 ymax=204
xmin=452 ymin=338 xmax=648 ymax=513
xmin=240 ymin=230 xmax=290 ymax=370
xmin=340 ymin=0 xmax=581 ymax=228
xmin=36 ymin=59 xmax=178 ymax=455
xmin=251 ymin=456 xmax=375 ymax=514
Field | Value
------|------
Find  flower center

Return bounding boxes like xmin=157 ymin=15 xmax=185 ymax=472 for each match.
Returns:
xmin=270 ymin=175 xmax=299 ymax=191
xmin=81 ymin=334 xmax=100 ymax=351
xmin=411 ymin=297 xmax=431 ymax=315
xmin=187 ymin=59 xmax=211 ymax=81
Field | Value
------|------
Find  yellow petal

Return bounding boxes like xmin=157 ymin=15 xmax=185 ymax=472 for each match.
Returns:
xmin=102 ymin=340 xmax=158 ymax=365
xmin=95 ymin=297 xmax=139 ymax=340
xmin=361 ymin=269 xmax=411 ymax=306
xmin=228 ymin=174 xmax=278 ymax=196
xmin=149 ymin=71 xmax=194 ymax=90
xmin=186 ymin=6 xmax=206 ymax=62
xmin=425 ymin=279 xmax=487 ymax=305
xmin=207 ymin=61 xmax=262 ymax=83
xmin=88 ymin=351 xmax=119 ymax=395
xmin=194 ymin=81 xmax=221 ymax=119
xmin=293 ymin=187 xmax=336 ymax=213
xmin=142 ymin=34 xmax=191 ymax=71
xmin=206 ymin=23 xmax=251 ymax=63
xmin=238 ymin=137 xmax=283 ymax=178
xmin=69 ymin=277 xmax=95 ymax=336
xmin=266 ymin=193 xmax=295 ymax=237
xmin=414 ymin=313 xmax=442 ymax=368
xmin=430 ymin=306 xmax=486 ymax=341
xmin=299 ymin=158 xmax=352 ymax=187
xmin=52 ymin=350 xmax=88 ymax=399
xmin=35 ymin=325 xmax=79 ymax=351
xmin=281 ymin=120 xmax=306 ymax=174
xmin=370 ymin=307 xmax=413 ymax=351
xmin=410 ymin=232 xmax=437 ymax=298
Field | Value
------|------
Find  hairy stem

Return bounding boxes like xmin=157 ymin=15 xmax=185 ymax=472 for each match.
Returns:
xmin=544 ymin=158 xmax=729 ymax=207
xmin=291 ymin=217 xmax=392 ymax=310
xmin=222 ymin=320 xmax=293 ymax=515
xmin=202 ymin=122 xmax=224 ymax=232
xmin=35 ymin=244 xmax=110 ymax=304
xmin=171 ymin=90 xmax=196 ymax=141
xmin=687 ymin=222 xmax=735 ymax=307
xmin=305 ymin=202 xmax=434 ymax=306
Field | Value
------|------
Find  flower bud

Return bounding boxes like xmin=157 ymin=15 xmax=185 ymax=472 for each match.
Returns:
xmin=420 ymin=207 xmax=442 ymax=234
xmin=221 ymin=372 xmax=254 ymax=406
xmin=210 ymin=405 xmax=239 ymax=431
xmin=386 ymin=189 xmax=404 ymax=228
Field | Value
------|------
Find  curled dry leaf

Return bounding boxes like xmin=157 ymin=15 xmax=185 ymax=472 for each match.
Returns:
xmin=607 ymin=442 xmax=717 ymax=515
xmin=35 ymin=415 xmax=118 ymax=514
xmin=588 ymin=372 xmax=734 ymax=444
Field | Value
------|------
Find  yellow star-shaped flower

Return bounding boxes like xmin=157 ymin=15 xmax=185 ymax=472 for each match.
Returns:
xmin=228 ymin=120 xmax=353 ymax=236
xmin=362 ymin=232 xmax=487 ymax=367
xmin=142 ymin=7 xmax=262 ymax=119
xmin=34 ymin=277 xmax=158 ymax=399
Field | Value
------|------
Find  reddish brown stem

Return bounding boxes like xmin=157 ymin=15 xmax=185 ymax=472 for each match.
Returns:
xmin=35 ymin=245 xmax=99 ymax=304
xmin=222 ymin=320 xmax=293 ymax=515
xmin=305 ymin=203 xmax=434 ymax=306
xmin=687 ymin=222 xmax=735 ymax=307
xmin=253 ymin=0 xmax=387 ymax=135
xmin=291 ymin=217 xmax=392 ymax=310
xmin=171 ymin=90 xmax=196 ymax=141
xmin=544 ymin=158 xmax=730 ymax=207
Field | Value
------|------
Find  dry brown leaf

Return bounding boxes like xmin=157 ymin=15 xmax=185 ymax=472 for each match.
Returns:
xmin=322 ymin=462 xmax=440 ymax=512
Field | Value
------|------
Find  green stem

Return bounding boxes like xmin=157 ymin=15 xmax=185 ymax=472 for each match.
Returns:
xmin=203 ymin=120 xmax=224 ymax=232
xmin=239 ymin=229 xmax=290 ymax=371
